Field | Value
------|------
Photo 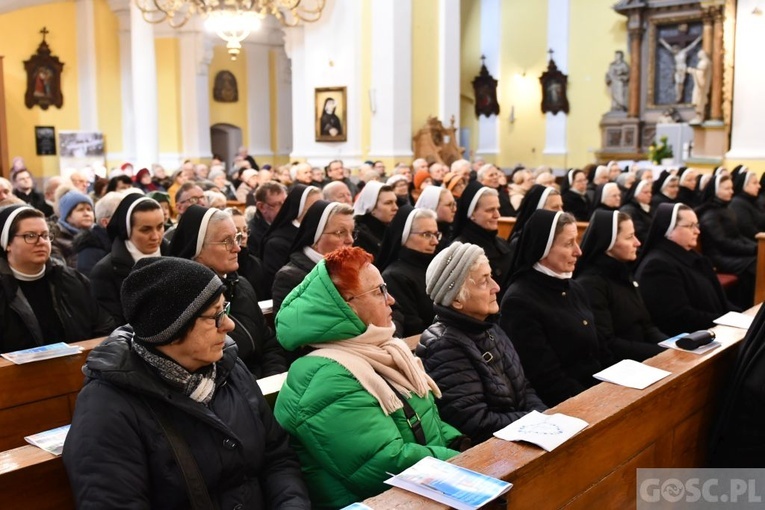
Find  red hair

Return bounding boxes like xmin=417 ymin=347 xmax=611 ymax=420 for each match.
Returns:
xmin=324 ymin=246 xmax=373 ymax=298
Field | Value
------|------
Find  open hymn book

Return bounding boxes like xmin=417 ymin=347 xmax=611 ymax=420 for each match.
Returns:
xmin=384 ymin=456 xmax=512 ymax=510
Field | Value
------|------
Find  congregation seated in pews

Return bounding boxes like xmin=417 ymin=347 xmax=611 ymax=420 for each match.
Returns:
xmin=4 ymin=157 xmax=765 ymax=508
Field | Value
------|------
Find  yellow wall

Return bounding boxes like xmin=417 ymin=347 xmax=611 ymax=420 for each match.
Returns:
xmin=411 ymin=0 xmax=440 ymax=135
xmin=209 ymin=44 xmax=248 ymax=149
xmin=459 ymin=0 xmax=482 ymax=162
xmin=0 ymin=1 xmax=80 ymax=177
xmin=499 ymin=2 xmax=547 ymax=168
xmin=155 ymin=38 xmax=182 ymax=156
xmin=360 ymin=0 xmax=372 ymax=161
xmin=567 ymin=0 xmax=627 ymax=168
xmin=94 ymin=0 xmax=122 ymax=164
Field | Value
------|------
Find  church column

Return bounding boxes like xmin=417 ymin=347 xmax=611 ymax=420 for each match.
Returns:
xmin=177 ymin=28 xmax=213 ymax=160
xmin=369 ymin=0 xmax=413 ymax=160
xmin=75 ymin=0 xmax=98 ymax=131
xmin=274 ymin=45 xmax=293 ymax=158
xmin=438 ymin=0 xmax=460 ymax=126
xmin=627 ymin=17 xmax=643 ymax=118
xmin=129 ymin=1 xmax=159 ymax=168
xmin=543 ymin=0 xmax=569 ymax=156
xmin=108 ymin=0 xmax=134 ymax=163
xmin=709 ymin=6 xmax=724 ymax=122
xmin=476 ymin=0 xmax=499 ymax=156
xmin=243 ymin=30 xmax=281 ymax=159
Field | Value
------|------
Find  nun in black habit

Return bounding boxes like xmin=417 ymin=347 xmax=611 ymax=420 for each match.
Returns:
xmin=635 ymin=203 xmax=737 ymax=336
xmin=591 ymin=182 xmax=622 ymax=215
xmin=452 ymin=181 xmax=513 ymax=300
xmin=506 ymin=185 xmax=562 ymax=267
xmin=378 ymin=205 xmax=439 ymax=337
xmin=352 ymin=181 xmax=399 ymax=261
xmin=500 ymin=210 xmax=610 ymax=406
xmin=650 ymin=170 xmax=680 ymax=209
xmin=709 ymin=304 xmax=765 ymax=467
xmin=271 ymin=200 xmax=355 ymax=314
xmin=170 ymin=205 xmax=287 ymax=377
xmin=676 ymin=167 xmax=700 ymax=208
xmin=561 ymin=169 xmax=591 ymax=221
xmin=260 ymin=184 xmax=321 ymax=293
xmin=575 ymin=210 xmax=667 ymax=362
xmin=619 ymin=179 xmax=654 ymax=244
xmin=729 ymin=170 xmax=765 ymax=240
xmin=90 ymin=193 xmax=170 ymax=325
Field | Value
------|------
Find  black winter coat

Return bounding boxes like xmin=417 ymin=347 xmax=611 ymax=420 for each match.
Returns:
xmin=354 ymin=214 xmax=387 ymax=261
xmin=636 ymin=238 xmax=734 ymax=336
xmin=0 ymin=258 xmax=115 ymax=352
xmin=620 ymin=201 xmax=653 ymax=244
xmin=63 ymin=327 xmax=311 ymax=510
xmin=576 ymin=255 xmax=666 ymax=362
xmin=730 ymin=194 xmax=765 ymax=240
xmin=697 ymin=198 xmax=756 ymax=276
xmin=247 ymin=212 xmax=270 ymax=261
xmin=261 ymin=223 xmax=299 ymax=295
xmin=272 ymin=249 xmax=316 ymax=315
xmin=90 ymin=238 xmax=171 ymax=325
xmin=382 ymin=247 xmax=435 ymax=337
xmin=562 ymin=189 xmax=590 ymax=221
xmin=224 ymin=273 xmax=287 ymax=379
xmin=500 ymin=269 xmax=610 ymax=406
xmin=453 ymin=221 xmax=513 ymax=301
xmin=72 ymin=225 xmax=111 ymax=277
xmin=418 ymin=305 xmax=547 ymax=444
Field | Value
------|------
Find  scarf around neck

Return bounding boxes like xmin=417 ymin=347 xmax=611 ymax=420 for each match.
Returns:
xmin=133 ymin=340 xmax=217 ymax=405
xmin=308 ymin=324 xmax=441 ymax=415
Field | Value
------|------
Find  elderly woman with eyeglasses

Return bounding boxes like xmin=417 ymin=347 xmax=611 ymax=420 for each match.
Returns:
xmin=271 ymin=200 xmax=355 ymax=315
xmin=64 ymin=257 xmax=311 ymax=509
xmin=170 ymin=205 xmax=287 ymax=378
xmin=274 ymin=247 xmax=466 ymax=508
xmin=377 ymin=206 xmax=441 ymax=337
xmin=0 ymin=205 xmax=114 ymax=353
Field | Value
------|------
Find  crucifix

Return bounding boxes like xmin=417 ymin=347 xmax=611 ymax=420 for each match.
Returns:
xmin=548 ymin=48 xmax=554 ymax=61
xmin=659 ymin=24 xmax=702 ymax=102
xmin=40 ymin=26 xmax=49 ymax=43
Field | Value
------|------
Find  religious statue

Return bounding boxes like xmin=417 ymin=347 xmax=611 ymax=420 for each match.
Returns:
xmin=605 ymin=50 xmax=630 ymax=111
xmin=689 ymin=49 xmax=712 ymax=124
xmin=659 ymin=35 xmax=702 ymax=103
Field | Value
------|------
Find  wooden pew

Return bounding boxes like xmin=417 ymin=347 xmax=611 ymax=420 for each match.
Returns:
xmin=0 ymin=371 xmax=288 ymax=510
xmin=225 ymin=200 xmax=246 ymax=213
xmin=498 ymin=217 xmax=588 ymax=243
xmin=755 ymin=233 xmax=765 ymax=304
xmin=365 ymin=307 xmax=757 ymax=509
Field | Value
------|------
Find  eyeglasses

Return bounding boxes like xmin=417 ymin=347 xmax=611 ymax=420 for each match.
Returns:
xmin=676 ymin=222 xmax=700 ymax=230
xmin=236 ymin=227 xmax=250 ymax=236
xmin=410 ymin=231 xmax=443 ymax=241
xmin=205 ymin=232 xmax=243 ymax=251
xmin=346 ymin=283 xmax=389 ymax=302
xmin=198 ymin=301 xmax=231 ymax=329
xmin=322 ymin=229 xmax=356 ymax=240
xmin=178 ymin=195 xmax=205 ymax=206
xmin=441 ymin=201 xmax=457 ymax=211
xmin=14 ymin=232 xmax=54 ymax=244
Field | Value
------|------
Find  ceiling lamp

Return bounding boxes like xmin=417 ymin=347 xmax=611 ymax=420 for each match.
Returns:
xmin=135 ymin=0 xmax=326 ymax=59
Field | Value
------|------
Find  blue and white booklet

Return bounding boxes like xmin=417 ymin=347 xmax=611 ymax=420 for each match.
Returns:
xmin=1 ymin=342 xmax=83 ymax=364
xmin=24 ymin=424 xmax=70 ymax=456
xmin=385 ymin=456 xmax=512 ymax=510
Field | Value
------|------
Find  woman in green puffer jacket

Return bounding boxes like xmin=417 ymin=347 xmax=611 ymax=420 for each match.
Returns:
xmin=274 ymin=246 xmax=465 ymax=509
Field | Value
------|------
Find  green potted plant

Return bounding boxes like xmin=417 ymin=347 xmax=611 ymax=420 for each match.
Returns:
xmin=648 ymin=136 xmax=674 ymax=165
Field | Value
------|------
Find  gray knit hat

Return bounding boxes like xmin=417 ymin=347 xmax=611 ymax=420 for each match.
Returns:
xmin=426 ymin=241 xmax=485 ymax=306
xmin=122 ymin=257 xmax=224 ymax=345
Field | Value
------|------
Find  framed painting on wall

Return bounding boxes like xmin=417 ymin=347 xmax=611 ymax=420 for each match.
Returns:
xmin=315 ymin=87 xmax=347 ymax=142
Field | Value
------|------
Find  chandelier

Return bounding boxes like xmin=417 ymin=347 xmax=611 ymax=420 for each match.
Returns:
xmin=135 ymin=0 xmax=326 ymax=59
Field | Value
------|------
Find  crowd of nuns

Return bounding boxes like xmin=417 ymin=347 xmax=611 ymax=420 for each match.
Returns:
xmin=2 ymin=160 xmax=765 ymax=508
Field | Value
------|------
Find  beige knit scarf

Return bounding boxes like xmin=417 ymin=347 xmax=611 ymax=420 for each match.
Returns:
xmin=308 ymin=324 xmax=441 ymax=415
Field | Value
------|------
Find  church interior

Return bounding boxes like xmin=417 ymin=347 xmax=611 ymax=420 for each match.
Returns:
xmin=0 ymin=0 xmax=761 ymax=180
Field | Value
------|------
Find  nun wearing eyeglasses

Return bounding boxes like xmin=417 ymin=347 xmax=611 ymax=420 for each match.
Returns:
xmin=500 ymin=210 xmax=610 ymax=406
xmin=635 ymin=203 xmax=737 ymax=336
xmin=274 ymin=246 xmax=465 ymax=508
xmin=64 ymin=257 xmax=311 ymax=510
xmin=417 ymin=242 xmax=547 ymax=444
xmin=415 ymin=185 xmax=457 ymax=252
xmin=378 ymin=206 xmax=440 ymax=337
xmin=271 ymin=200 xmax=355 ymax=315
xmin=576 ymin=211 xmax=667 ymax=362
xmin=452 ymin=181 xmax=513 ymax=300
xmin=0 ymin=204 xmax=115 ymax=353
xmin=170 ymin=205 xmax=286 ymax=378
xmin=90 ymin=193 xmax=170 ymax=325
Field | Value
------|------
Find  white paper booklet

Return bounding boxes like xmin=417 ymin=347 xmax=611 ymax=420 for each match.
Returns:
xmin=1 ymin=342 xmax=83 ymax=365
xmin=385 ymin=456 xmax=512 ymax=510
xmin=714 ymin=311 xmax=754 ymax=330
xmin=339 ymin=504 xmax=373 ymax=510
xmin=493 ymin=410 xmax=589 ymax=452
xmin=659 ymin=332 xmax=721 ymax=355
xmin=593 ymin=359 xmax=671 ymax=389
xmin=24 ymin=424 xmax=70 ymax=456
